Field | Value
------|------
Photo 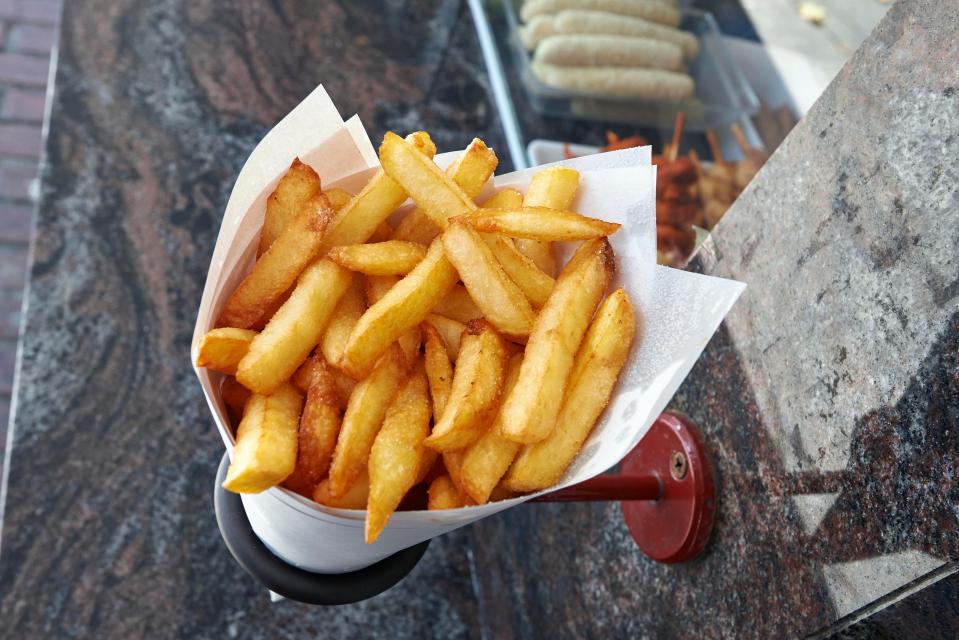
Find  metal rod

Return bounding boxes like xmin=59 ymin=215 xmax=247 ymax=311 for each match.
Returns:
xmin=531 ymin=474 xmax=663 ymax=503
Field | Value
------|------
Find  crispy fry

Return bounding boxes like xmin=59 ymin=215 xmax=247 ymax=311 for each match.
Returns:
xmin=460 ymin=354 xmax=524 ymax=503
xmin=517 ymin=167 xmax=580 ymax=275
xmin=432 ymin=285 xmax=482 ymax=323
xmin=341 ymin=239 xmax=459 ymax=379
xmin=366 ymin=366 xmax=432 ymax=542
xmin=320 ymin=276 xmax=366 ymax=370
xmin=328 ymin=344 xmax=409 ymax=497
xmin=378 ymin=132 xmax=477 ymax=229
xmin=392 ymin=138 xmax=499 ymax=244
xmin=481 ymin=188 xmax=525 ymax=210
xmin=313 ymin=469 xmax=369 ymax=509
xmin=424 ymin=314 xmax=466 ymax=361
xmin=328 ymin=241 xmax=427 ymax=276
xmin=424 ymin=320 xmax=508 ymax=451
xmin=498 ymin=239 xmax=614 ymax=443
xmin=398 ymin=325 xmax=422 ymax=367
xmin=322 ymin=132 xmax=436 ymax=249
xmin=293 ymin=355 xmax=356 ymax=411
xmin=236 ymin=260 xmax=352 ymax=394
xmin=442 ymin=220 xmax=535 ymax=339
xmin=428 ymin=475 xmax=467 ymax=510
xmin=196 ymin=328 xmax=256 ymax=375
xmin=258 ymin=159 xmax=322 ymax=256
xmin=480 ymin=233 xmax=555 ymax=307
xmin=488 ymin=484 xmax=515 ymax=502
xmin=367 ymin=221 xmax=394 ymax=243
xmin=221 ymin=376 xmax=251 ymax=423
xmin=220 ymin=194 xmax=336 ymax=329
xmin=332 ymin=369 xmax=357 ymax=411
xmin=416 ymin=449 xmax=440 ymax=485
xmin=423 ymin=323 xmax=453 ymax=418
xmin=444 ymin=451 xmax=466 ymax=492
xmin=364 ymin=274 xmax=399 ymax=304
xmin=222 ymin=383 xmax=303 ymax=494
xmin=324 ymin=187 xmax=353 ymax=211
xmin=283 ymin=355 xmax=342 ymax=496
xmin=461 ymin=207 xmax=620 ymax=241
xmin=505 ymin=289 xmax=636 ymax=491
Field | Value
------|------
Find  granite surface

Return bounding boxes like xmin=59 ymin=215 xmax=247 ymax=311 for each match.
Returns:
xmin=1 ymin=0 xmax=957 ymax=638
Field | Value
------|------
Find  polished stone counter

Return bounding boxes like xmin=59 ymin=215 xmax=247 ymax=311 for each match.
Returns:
xmin=0 ymin=0 xmax=956 ymax=638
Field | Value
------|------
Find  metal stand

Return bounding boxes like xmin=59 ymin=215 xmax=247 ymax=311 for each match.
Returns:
xmin=213 ymin=411 xmax=716 ymax=604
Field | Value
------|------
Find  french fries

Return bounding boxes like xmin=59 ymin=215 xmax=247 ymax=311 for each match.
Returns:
xmin=314 ymin=469 xmax=370 ymax=509
xmin=219 ymin=193 xmax=336 ymax=329
xmin=460 ymin=353 xmax=524 ymax=503
xmin=319 ymin=276 xmax=366 ymax=369
xmin=516 ymin=167 xmax=580 ymax=275
xmin=196 ymin=328 xmax=256 ymax=375
xmin=431 ymin=284 xmax=483 ymax=323
xmin=322 ymin=131 xmax=436 ymax=249
xmin=340 ymin=239 xmax=459 ymax=379
xmin=366 ymin=365 xmax=432 ymax=542
xmin=392 ymin=138 xmax=499 ymax=244
xmin=498 ymin=239 xmax=614 ymax=443
xmin=379 ymin=132 xmax=477 ymax=228
xmin=258 ymin=159 xmax=322 ymax=255
xmin=237 ymin=260 xmax=353 ymax=394
xmin=328 ymin=344 xmax=409 ymax=497
xmin=442 ymin=220 xmax=535 ymax=339
xmin=222 ymin=383 xmax=303 ymax=493
xmin=423 ymin=323 xmax=453 ymax=418
xmin=328 ymin=241 xmax=426 ymax=275
xmin=202 ymin=130 xmax=637 ymax=542
xmin=461 ymin=207 xmax=620 ymax=241
xmin=424 ymin=320 xmax=508 ymax=451
xmin=282 ymin=355 xmax=343 ymax=496
xmin=505 ymin=289 xmax=636 ymax=491
xmin=424 ymin=314 xmax=465 ymax=360
xmin=428 ymin=475 xmax=467 ymax=510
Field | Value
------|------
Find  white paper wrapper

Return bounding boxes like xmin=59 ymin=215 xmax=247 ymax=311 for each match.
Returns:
xmin=192 ymin=86 xmax=745 ymax=574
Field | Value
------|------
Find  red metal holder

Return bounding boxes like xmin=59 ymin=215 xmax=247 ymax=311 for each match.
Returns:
xmin=532 ymin=411 xmax=716 ymax=563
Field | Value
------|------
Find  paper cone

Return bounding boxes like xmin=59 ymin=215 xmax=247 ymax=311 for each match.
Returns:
xmin=192 ymin=86 xmax=745 ymax=574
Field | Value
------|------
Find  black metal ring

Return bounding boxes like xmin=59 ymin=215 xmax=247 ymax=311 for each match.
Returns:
xmin=214 ymin=452 xmax=430 ymax=605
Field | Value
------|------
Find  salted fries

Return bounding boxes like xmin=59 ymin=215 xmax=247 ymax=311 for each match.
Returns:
xmin=199 ymin=131 xmax=637 ymax=543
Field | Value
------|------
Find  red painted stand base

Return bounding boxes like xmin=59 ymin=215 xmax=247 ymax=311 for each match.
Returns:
xmin=534 ymin=412 xmax=716 ymax=564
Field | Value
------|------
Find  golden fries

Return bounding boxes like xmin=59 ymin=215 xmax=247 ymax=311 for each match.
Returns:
xmin=481 ymin=188 xmax=524 ymax=210
xmin=423 ymin=323 xmax=453 ymax=418
xmin=424 ymin=320 xmax=508 ymax=451
xmin=392 ymin=138 xmax=499 ymax=244
xmin=220 ymin=194 xmax=336 ymax=329
xmin=324 ymin=187 xmax=353 ymax=211
xmin=461 ymin=207 xmax=620 ymax=241
xmin=505 ymin=289 xmax=636 ymax=491
xmin=340 ymin=239 xmax=459 ymax=379
xmin=319 ymin=276 xmax=366 ymax=369
xmin=203 ymin=131 xmax=641 ymax=540
xmin=498 ymin=239 xmax=614 ymax=443
xmin=432 ymin=284 xmax=483 ymax=323
xmin=424 ymin=314 xmax=465 ymax=360
xmin=314 ymin=469 xmax=369 ymax=509
xmin=379 ymin=132 xmax=477 ymax=228
xmin=366 ymin=366 xmax=433 ymax=542
xmin=460 ymin=353 xmax=524 ymax=503
xmin=221 ymin=376 xmax=251 ymax=422
xmin=258 ymin=159 xmax=322 ymax=256
xmin=328 ymin=344 xmax=409 ymax=496
xmin=196 ymin=328 xmax=256 ymax=375
xmin=322 ymin=132 xmax=436 ymax=249
xmin=428 ymin=475 xmax=467 ymax=510
xmin=222 ymin=383 xmax=303 ymax=493
xmin=328 ymin=241 xmax=426 ymax=276
xmin=282 ymin=355 xmax=343 ymax=496
xmin=516 ymin=166 xmax=580 ymax=276
xmin=237 ymin=260 xmax=353 ymax=394
xmin=442 ymin=220 xmax=535 ymax=339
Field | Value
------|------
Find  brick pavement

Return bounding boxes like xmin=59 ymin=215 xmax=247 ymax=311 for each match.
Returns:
xmin=0 ymin=0 xmax=61 ymax=457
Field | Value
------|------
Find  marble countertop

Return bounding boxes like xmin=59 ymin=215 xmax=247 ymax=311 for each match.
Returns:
xmin=1 ymin=0 xmax=957 ymax=638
